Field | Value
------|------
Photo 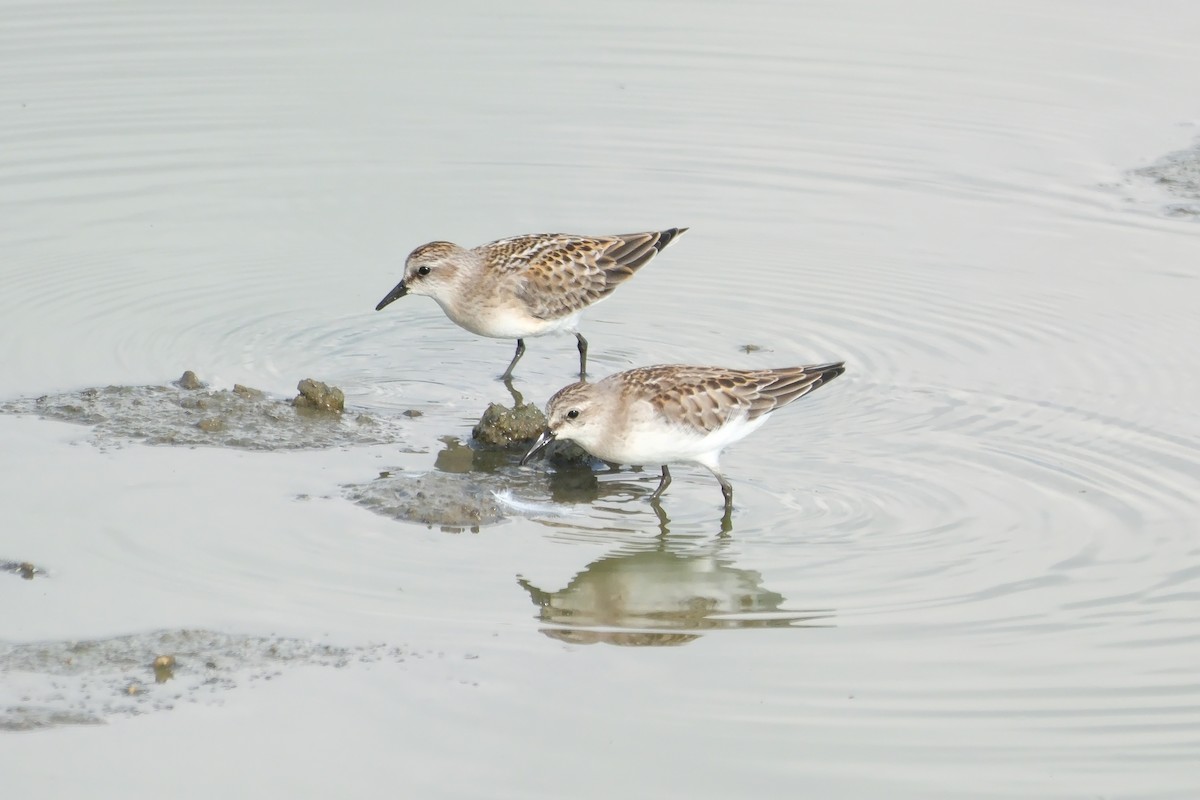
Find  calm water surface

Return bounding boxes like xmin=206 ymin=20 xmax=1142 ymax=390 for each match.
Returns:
xmin=2 ymin=1 xmax=1199 ymax=797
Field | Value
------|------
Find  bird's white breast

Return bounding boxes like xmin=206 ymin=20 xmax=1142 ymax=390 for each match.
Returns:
xmin=589 ymin=405 xmax=773 ymax=469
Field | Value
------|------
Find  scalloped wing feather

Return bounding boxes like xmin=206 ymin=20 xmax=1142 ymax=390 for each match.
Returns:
xmin=619 ymin=363 xmax=845 ymax=435
xmin=490 ymin=229 xmax=685 ymax=321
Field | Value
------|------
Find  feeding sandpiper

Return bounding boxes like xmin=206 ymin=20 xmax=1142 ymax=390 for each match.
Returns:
xmin=374 ymin=228 xmax=687 ymax=380
xmin=521 ymin=363 xmax=846 ymax=516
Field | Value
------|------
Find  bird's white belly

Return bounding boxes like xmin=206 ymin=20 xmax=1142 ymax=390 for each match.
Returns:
xmin=593 ymin=413 xmax=772 ymax=468
xmin=440 ymin=297 xmax=580 ymax=339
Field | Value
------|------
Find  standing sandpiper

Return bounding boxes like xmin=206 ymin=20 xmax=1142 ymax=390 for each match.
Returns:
xmin=375 ymin=228 xmax=687 ymax=380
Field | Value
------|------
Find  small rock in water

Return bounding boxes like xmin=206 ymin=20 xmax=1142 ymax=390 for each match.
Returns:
xmin=232 ymin=384 xmax=264 ymax=400
xmin=153 ymin=654 xmax=176 ymax=683
xmin=2 ymin=561 xmax=42 ymax=580
xmin=472 ymin=402 xmax=546 ymax=448
xmin=175 ymin=370 xmax=204 ymax=390
xmin=292 ymin=379 xmax=345 ymax=413
xmin=196 ymin=417 xmax=225 ymax=433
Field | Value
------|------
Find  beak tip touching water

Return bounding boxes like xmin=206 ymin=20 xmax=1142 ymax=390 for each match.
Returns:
xmin=375 ymin=281 xmax=408 ymax=311
xmin=520 ymin=430 xmax=555 ymax=465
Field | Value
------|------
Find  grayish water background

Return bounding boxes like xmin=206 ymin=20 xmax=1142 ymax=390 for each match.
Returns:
xmin=2 ymin=1 xmax=1199 ymax=797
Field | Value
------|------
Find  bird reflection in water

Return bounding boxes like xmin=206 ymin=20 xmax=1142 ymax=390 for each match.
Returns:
xmin=517 ymin=544 xmax=834 ymax=647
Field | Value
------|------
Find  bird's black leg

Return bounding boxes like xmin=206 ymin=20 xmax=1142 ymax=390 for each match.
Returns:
xmin=702 ymin=467 xmax=735 ymax=516
xmin=649 ymin=465 xmax=672 ymax=499
xmin=717 ymin=474 xmax=734 ymax=511
xmin=501 ymin=338 xmax=526 ymax=381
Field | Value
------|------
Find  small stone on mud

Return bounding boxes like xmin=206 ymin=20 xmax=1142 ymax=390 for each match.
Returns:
xmin=153 ymin=654 xmax=176 ymax=683
xmin=175 ymin=371 xmax=204 ymax=390
xmin=292 ymin=379 xmax=345 ymax=413
xmin=232 ymin=384 xmax=264 ymax=400
xmin=3 ymin=561 xmax=41 ymax=580
xmin=472 ymin=402 xmax=547 ymax=448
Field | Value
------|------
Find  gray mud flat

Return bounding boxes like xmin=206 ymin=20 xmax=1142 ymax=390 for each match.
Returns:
xmin=0 ymin=629 xmax=411 ymax=730
xmin=0 ymin=378 xmax=409 ymax=451
xmin=347 ymin=470 xmax=510 ymax=531
xmin=1129 ymin=138 xmax=1200 ymax=218
xmin=346 ymin=416 xmax=595 ymax=531
xmin=2 ymin=561 xmax=43 ymax=580
xmin=339 ymin=399 xmax=597 ymax=532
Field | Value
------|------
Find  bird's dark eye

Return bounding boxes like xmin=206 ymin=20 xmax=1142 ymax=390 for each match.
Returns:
xmin=566 ymin=409 xmax=580 ymax=420
xmin=417 ymin=266 xmax=431 ymax=276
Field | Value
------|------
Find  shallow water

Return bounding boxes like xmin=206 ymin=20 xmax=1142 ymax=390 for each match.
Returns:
xmin=3 ymin=1 xmax=1200 ymax=797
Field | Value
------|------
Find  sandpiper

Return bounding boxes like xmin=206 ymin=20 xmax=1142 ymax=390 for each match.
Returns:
xmin=521 ymin=363 xmax=846 ymax=513
xmin=374 ymin=228 xmax=687 ymax=380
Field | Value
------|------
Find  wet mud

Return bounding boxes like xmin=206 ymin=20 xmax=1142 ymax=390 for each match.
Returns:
xmin=3 ymin=373 xmax=595 ymax=532
xmin=0 ymin=629 xmax=418 ymax=730
xmin=0 ymin=373 xmax=407 ymax=451
xmin=341 ymin=398 xmax=602 ymax=531
xmin=1129 ymin=138 xmax=1200 ymax=218
xmin=347 ymin=470 xmax=510 ymax=531
xmin=2 ymin=561 xmax=43 ymax=580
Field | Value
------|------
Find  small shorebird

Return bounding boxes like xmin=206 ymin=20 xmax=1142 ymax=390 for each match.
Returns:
xmin=375 ymin=228 xmax=687 ymax=380
xmin=521 ymin=363 xmax=846 ymax=515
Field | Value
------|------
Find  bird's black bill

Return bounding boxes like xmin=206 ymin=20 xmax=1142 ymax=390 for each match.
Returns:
xmin=520 ymin=430 xmax=555 ymax=465
xmin=375 ymin=281 xmax=408 ymax=311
